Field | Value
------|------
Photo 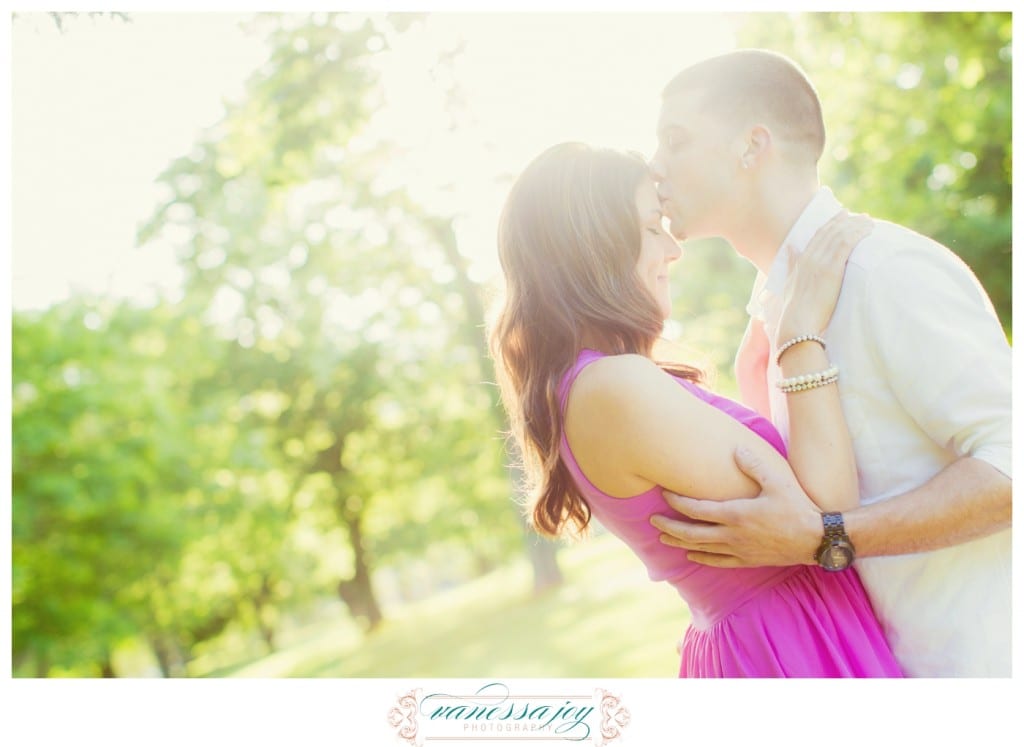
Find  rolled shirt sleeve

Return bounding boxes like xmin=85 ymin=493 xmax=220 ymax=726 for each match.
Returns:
xmin=861 ymin=239 xmax=1011 ymax=478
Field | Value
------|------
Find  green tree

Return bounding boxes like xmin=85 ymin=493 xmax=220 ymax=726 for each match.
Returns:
xmin=13 ymin=296 xmax=325 ymax=676
xmin=738 ymin=11 xmax=1011 ymax=333
xmin=137 ymin=12 xmax=550 ymax=634
xmin=12 ymin=300 xmax=211 ymax=675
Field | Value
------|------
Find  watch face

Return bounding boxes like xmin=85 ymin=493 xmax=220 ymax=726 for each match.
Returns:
xmin=819 ymin=542 xmax=854 ymax=571
xmin=829 ymin=546 xmax=851 ymax=567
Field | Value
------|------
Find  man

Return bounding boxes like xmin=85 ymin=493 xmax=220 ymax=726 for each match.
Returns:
xmin=647 ymin=49 xmax=1011 ymax=677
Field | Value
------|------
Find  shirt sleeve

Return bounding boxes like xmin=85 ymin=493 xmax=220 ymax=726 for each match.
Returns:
xmin=861 ymin=245 xmax=1011 ymax=478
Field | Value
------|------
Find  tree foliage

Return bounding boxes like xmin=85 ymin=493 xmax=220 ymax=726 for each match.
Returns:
xmin=135 ymin=11 xmax=532 ymax=641
xmin=738 ymin=11 xmax=1011 ymax=332
xmin=13 ymin=301 xmax=212 ymax=674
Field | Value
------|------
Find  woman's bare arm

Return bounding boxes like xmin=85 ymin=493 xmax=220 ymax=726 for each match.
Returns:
xmin=773 ymin=213 xmax=873 ymax=512
xmin=564 ymin=354 xmax=797 ymax=502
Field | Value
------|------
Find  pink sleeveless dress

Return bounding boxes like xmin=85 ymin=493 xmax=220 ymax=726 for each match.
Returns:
xmin=558 ymin=349 xmax=902 ymax=677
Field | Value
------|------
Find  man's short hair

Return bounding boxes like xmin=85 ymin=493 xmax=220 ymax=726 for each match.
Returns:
xmin=663 ymin=49 xmax=825 ymax=164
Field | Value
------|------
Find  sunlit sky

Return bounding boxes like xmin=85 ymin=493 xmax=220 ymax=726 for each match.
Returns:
xmin=10 ymin=12 xmax=738 ymax=310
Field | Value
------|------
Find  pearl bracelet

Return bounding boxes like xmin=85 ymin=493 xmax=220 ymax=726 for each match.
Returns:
xmin=777 ymin=365 xmax=840 ymax=393
xmin=776 ymin=334 xmax=827 ymax=366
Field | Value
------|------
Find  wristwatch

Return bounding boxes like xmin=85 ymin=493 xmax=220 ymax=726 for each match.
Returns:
xmin=815 ymin=512 xmax=855 ymax=571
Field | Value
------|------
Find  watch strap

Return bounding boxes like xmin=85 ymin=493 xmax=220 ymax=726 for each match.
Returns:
xmin=821 ymin=511 xmax=846 ymax=539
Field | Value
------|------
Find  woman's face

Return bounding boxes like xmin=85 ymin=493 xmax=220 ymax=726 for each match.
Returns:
xmin=634 ymin=178 xmax=682 ymax=319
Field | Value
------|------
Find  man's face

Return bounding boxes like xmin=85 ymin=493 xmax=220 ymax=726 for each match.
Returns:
xmin=650 ymin=90 xmax=741 ymax=242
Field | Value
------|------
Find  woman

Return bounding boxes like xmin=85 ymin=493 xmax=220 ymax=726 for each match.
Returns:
xmin=488 ymin=142 xmax=902 ymax=677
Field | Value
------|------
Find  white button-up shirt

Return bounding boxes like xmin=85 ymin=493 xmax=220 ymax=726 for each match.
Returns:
xmin=748 ymin=187 xmax=1012 ymax=677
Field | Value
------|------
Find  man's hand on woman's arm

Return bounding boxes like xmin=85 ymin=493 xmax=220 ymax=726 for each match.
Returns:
xmin=651 ymin=449 xmax=1010 ymax=567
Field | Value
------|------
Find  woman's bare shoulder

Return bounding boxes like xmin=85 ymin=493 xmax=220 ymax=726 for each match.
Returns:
xmin=570 ymin=353 xmax=666 ymax=404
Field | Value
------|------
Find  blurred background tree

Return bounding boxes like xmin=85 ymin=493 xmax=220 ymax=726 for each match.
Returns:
xmin=11 ymin=11 xmax=1010 ymax=677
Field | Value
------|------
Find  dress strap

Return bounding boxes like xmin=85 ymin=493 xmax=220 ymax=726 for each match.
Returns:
xmin=557 ymin=349 xmax=606 ymax=414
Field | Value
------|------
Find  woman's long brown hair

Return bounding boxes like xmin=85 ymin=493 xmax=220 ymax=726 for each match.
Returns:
xmin=488 ymin=143 xmax=702 ymax=539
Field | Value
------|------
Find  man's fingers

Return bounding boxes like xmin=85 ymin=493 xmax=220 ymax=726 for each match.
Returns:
xmin=649 ymin=514 xmax=733 ymax=552
xmin=684 ymin=551 xmax=747 ymax=568
xmin=807 ymin=210 xmax=849 ymax=253
xmin=805 ymin=210 xmax=870 ymax=263
xmin=658 ymin=533 xmax=735 ymax=555
xmin=827 ymin=213 xmax=872 ymax=256
xmin=834 ymin=214 xmax=872 ymax=254
xmin=660 ymin=490 xmax=728 ymax=523
xmin=648 ymin=513 xmax=710 ymax=541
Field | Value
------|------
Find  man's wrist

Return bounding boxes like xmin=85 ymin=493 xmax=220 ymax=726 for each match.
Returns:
xmin=838 ymin=505 xmax=871 ymax=559
xmin=798 ymin=505 xmax=823 ymax=565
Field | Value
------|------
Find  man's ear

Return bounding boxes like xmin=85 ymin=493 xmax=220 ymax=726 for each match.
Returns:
xmin=740 ymin=124 xmax=772 ymax=169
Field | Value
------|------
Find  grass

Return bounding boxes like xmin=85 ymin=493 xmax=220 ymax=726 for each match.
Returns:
xmin=218 ymin=532 xmax=689 ymax=678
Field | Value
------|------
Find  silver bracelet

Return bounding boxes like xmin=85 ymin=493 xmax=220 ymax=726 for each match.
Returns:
xmin=776 ymin=334 xmax=826 ymax=366
xmin=777 ymin=365 xmax=839 ymax=393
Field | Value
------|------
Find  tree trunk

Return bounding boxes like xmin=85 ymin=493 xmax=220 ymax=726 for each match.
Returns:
xmin=149 ymin=635 xmax=173 ymax=678
xmin=471 ymin=546 xmax=500 ymax=576
xmin=513 ymin=471 xmax=563 ymax=593
xmin=34 ymin=650 xmax=50 ymax=678
xmin=257 ymin=618 xmax=276 ymax=653
xmin=505 ymin=444 xmax=564 ymax=594
xmin=100 ymin=655 xmax=116 ymax=678
xmin=528 ymin=537 xmax=564 ymax=593
xmin=149 ymin=634 xmax=187 ymax=678
xmin=516 ymin=510 xmax=564 ymax=593
xmin=253 ymin=573 xmax=278 ymax=654
xmin=336 ymin=504 xmax=384 ymax=630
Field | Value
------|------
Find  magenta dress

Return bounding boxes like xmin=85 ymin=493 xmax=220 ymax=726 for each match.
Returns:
xmin=558 ymin=349 xmax=902 ymax=677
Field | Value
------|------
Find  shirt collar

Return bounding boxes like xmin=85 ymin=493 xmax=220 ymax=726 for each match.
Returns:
xmin=757 ymin=186 xmax=845 ymax=306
